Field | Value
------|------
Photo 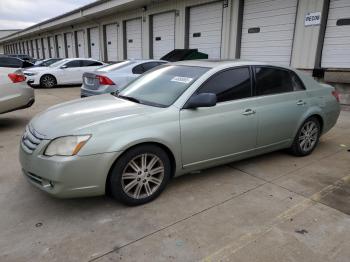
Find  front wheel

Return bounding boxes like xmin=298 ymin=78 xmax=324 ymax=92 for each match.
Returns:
xmin=289 ymin=117 xmax=321 ymax=156
xmin=40 ymin=74 xmax=57 ymax=88
xmin=109 ymin=145 xmax=171 ymax=205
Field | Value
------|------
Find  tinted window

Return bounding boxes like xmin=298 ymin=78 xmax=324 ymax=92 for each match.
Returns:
xmin=197 ymin=67 xmax=252 ymax=103
xmin=290 ymin=71 xmax=305 ymax=91
xmin=142 ymin=62 xmax=165 ymax=72
xmin=132 ymin=64 xmax=145 ymax=74
xmin=82 ymin=60 xmax=103 ymax=66
xmin=255 ymin=67 xmax=294 ymax=96
xmin=0 ymin=57 xmax=22 ymax=68
xmin=65 ymin=60 xmax=81 ymax=68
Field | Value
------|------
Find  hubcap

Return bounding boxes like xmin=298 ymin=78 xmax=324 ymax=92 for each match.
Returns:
xmin=299 ymin=121 xmax=318 ymax=152
xmin=121 ymin=153 xmax=164 ymax=199
xmin=43 ymin=76 xmax=55 ymax=87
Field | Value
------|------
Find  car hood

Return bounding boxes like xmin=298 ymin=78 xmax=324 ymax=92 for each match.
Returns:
xmin=30 ymin=94 xmax=159 ymax=139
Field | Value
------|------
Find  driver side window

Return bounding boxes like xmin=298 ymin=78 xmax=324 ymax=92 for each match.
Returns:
xmin=65 ymin=60 xmax=81 ymax=68
xmin=197 ymin=67 xmax=252 ymax=103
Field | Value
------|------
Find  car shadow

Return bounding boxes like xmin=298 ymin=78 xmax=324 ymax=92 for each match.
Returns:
xmin=0 ymin=116 xmax=29 ymax=131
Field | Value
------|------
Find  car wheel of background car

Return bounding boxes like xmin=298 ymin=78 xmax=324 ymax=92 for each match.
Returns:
xmin=109 ymin=144 xmax=171 ymax=205
xmin=289 ymin=117 xmax=321 ymax=156
xmin=40 ymin=74 xmax=57 ymax=88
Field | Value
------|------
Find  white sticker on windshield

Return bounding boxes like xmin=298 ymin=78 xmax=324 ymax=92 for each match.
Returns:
xmin=171 ymin=76 xmax=193 ymax=84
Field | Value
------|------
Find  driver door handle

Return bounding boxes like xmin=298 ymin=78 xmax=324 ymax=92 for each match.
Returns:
xmin=242 ymin=109 xmax=256 ymax=116
xmin=296 ymin=100 xmax=306 ymax=106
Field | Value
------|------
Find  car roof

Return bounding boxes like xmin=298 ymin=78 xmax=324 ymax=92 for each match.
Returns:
xmin=170 ymin=59 xmax=290 ymax=69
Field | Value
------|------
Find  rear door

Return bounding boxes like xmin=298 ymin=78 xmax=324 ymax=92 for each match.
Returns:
xmin=125 ymin=18 xmax=142 ymax=59
xmin=180 ymin=67 xmax=258 ymax=167
xmin=59 ymin=60 xmax=82 ymax=84
xmin=253 ymin=66 xmax=308 ymax=147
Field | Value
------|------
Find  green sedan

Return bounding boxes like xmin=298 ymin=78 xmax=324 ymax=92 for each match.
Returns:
xmin=19 ymin=60 xmax=340 ymax=205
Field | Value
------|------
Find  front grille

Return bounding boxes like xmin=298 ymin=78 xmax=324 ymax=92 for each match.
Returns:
xmin=21 ymin=125 xmax=45 ymax=154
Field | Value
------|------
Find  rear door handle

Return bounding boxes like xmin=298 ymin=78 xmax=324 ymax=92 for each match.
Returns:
xmin=296 ymin=100 xmax=306 ymax=106
xmin=242 ymin=109 xmax=256 ymax=116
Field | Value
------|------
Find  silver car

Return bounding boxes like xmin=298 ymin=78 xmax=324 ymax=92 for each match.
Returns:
xmin=19 ymin=60 xmax=340 ymax=205
xmin=0 ymin=69 xmax=34 ymax=114
xmin=80 ymin=60 xmax=167 ymax=97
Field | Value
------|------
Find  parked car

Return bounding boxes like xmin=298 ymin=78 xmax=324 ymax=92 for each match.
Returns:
xmin=81 ymin=60 xmax=167 ymax=97
xmin=23 ymin=58 xmax=106 ymax=88
xmin=7 ymin=54 xmax=34 ymax=63
xmin=33 ymin=58 xmax=62 ymax=67
xmin=0 ymin=56 xmax=34 ymax=69
xmin=19 ymin=60 xmax=340 ymax=205
xmin=0 ymin=69 xmax=34 ymax=114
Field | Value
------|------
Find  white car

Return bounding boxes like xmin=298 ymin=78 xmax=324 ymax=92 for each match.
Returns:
xmin=81 ymin=60 xmax=167 ymax=97
xmin=0 ymin=68 xmax=34 ymax=114
xmin=23 ymin=58 xmax=106 ymax=88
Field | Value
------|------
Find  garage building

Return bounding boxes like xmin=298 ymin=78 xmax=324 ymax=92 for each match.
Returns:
xmin=0 ymin=0 xmax=349 ymax=105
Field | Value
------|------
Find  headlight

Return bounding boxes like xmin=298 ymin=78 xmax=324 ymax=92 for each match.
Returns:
xmin=24 ymin=72 xmax=37 ymax=76
xmin=44 ymin=135 xmax=91 ymax=156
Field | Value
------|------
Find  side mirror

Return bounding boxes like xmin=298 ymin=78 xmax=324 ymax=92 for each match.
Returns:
xmin=60 ymin=65 xmax=68 ymax=69
xmin=184 ymin=93 xmax=217 ymax=109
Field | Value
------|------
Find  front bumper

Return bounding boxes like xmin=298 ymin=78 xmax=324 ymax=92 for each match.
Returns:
xmin=19 ymin=140 xmax=121 ymax=198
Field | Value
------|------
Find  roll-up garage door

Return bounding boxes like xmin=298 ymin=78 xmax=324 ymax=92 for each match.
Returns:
xmin=76 ymin=30 xmax=86 ymax=58
xmin=152 ymin=12 xmax=175 ymax=59
xmin=43 ymin=38 xmax=50 ymax=58
xmin=89 ymin=27 xmax=100 ymax=60
xmin=188 ymin=2 xmax=223 ymax=59
xmin=32 ymin=41 xmax=37 ymax=58
xmin=56 ymin=35 xmax=64 ymax=58
xmin=65 ymin=32 xmax=74 ymax=58
xmin=125 ymin=18 xmax=142 ymax=59
xmin=38 ymin=39 xmax=43 ymax=59
xmin=49 ymin=36 xmax=56 ymax=58
xmin=322 ymin=0 xmax=350 ymax=68
xmin=240 ymin=0 xmax=298 ymax=66
xmin=105 ymin=24 xmax=118 ymax=62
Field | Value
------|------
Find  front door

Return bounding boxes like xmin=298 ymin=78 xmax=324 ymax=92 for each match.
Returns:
xmin=180 ymin=67 xmax=258 ymax=167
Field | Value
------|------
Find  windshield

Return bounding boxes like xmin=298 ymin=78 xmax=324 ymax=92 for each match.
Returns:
xmin=97 ymin=61 xmax=134 ymax=72
xmin=49 ymin=60 xmax=68 ymax=68
xmin=118 ymin=65 xmax=209 ymax=107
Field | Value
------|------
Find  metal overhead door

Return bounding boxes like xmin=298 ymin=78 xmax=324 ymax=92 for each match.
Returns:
xmin=105 ymin=24 xmax=118 ymax=62
xmin=33 ymin=40 xmax=38 ymax=58
xmin=43 ymin=38 xmax=50 ymax=58
xmin=89 ymin=27 xmax=100 ymax=60
xmin=188 ymin=2 xmax=223 ymax=59
xmin=65 ymin=32 xmax=74 ymax=58
xmin=37 ymin=39 xmax=43 ymax=59
xmin=76 ymin=30 xmax=86 ymax=58
xmin=125 ymin=18 xmax=142 ymax=59
xmin=322 ymin=0 xmax=350 ymax=68
xmin=49 ymin=36 xmax=56 ymax=58
xmin=240 ymin=0 xmax=298 ymax=66
xmin=152 ymin=12 xmax=175 ymax=59
xmin=56 ymin=35 xmax=64 ymax=58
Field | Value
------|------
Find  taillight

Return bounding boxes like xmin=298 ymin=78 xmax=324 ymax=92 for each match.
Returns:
xmin=8 ymin=73 xmax=26 ymax=83
xmin=97 ymin=75 xmax=115 ymax=85
xmin=332 ymin=90 xmax=340 ymax=103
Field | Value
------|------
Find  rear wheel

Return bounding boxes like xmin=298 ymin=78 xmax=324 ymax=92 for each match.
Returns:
xmin=289 ymin=117 xmax=321 ymax=156
xmin=40 ymin=74 xmax=57 ymax=88
xmin=109 ymin=145 xmax=171 ymax=206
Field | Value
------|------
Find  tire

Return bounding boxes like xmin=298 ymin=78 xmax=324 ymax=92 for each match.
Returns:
xmin=109 ymin=145 xmax=171 ymax=206
xmin=289 ymin=117 xmax=321 ymax=156
xmin=40 ymin=74 xmax=57 ymax=88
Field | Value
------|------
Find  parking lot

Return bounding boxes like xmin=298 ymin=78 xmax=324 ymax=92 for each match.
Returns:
xmin=0 ymin=87 xmax=349 ymax=262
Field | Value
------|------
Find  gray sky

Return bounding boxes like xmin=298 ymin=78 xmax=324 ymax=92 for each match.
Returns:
xmin=0 ymin=0 xmax=97 ymax=30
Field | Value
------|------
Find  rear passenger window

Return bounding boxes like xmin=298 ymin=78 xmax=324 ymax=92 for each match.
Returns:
xmin=132 ymin=64 xmax=144 ymax=74
xmin=82 ymin=60 xmax=103 ymax=66
xmin=255 ymin=67 xmax=295 ymax=96
xmin=197 ymin=67 xmax=252 ymax=103
xmin=290 ymin=72 xmax=305 ymax=91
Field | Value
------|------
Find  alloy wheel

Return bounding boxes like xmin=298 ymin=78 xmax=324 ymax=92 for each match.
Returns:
xmin=42 ymin=75 xmax=55 ymax=88
xmin=298 ymin=120 xmax=319 ymax=152
xmin=121 ymin=153 xmax=165 ymax=199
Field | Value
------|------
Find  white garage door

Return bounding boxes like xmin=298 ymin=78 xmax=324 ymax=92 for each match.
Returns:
xmin=43 ymin=38 xmax=50 ymax=58
xmin=32 ymin=41 xmax=37 ymax=58
xmin=49 ymin=36 xmax=57 ymax=58
xmin=188 ymin=2 xmax=223 ymax=59
xmin=125 ymin=18 xmax=142 ymax=59
xmin=322 ymin=0 xmax=350 ymax=68
xmin=105 ymin=24 xmax=118 ymax=62
xmin=65 ymin=32 xmax=74 ymax=58
xmin=76 ymin=30 xmax=86 ymax=58
xmin=56 ymin=35 xmax=64 ymax=58
xmin=89 ymin=27 xmax=100 ymax=60
xmin=240 ymin=0 xmax=298 ymax=66
xmin=37 ymin=39 xmax=43 ymax=59
xmin=152 ymin=12 xmax=175 ymax=59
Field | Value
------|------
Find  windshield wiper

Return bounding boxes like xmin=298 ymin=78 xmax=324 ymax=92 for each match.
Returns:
xmin=117 ymin=95 xmax=141 ymax=104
